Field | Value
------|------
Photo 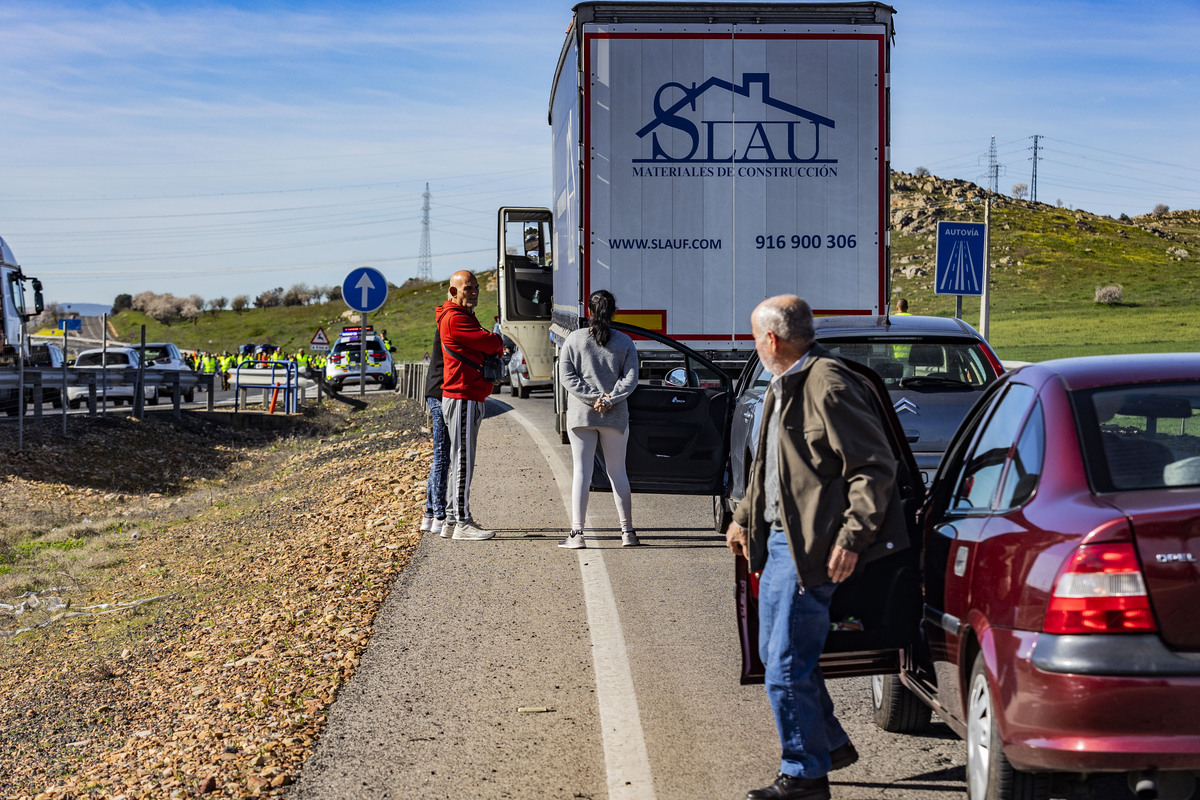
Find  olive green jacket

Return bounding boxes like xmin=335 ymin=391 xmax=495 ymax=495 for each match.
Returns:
xmin=732 ymin=344 xmax=909 ymax=586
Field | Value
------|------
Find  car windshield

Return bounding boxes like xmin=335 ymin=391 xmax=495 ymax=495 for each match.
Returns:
xmin=822 ymin=339 xmax=996 ymax=389
xmin=77 ymin=352 xmax=130 ymax=367
xmin=748 ymin=339 xmax=997 ymax=390
xmin=1075 ymin=382 xmax=1200 ymax=491
xmin=139 ymin=347 xmax=170 ymax=361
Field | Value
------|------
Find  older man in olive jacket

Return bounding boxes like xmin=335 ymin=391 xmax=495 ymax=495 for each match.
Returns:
xmin=726 ymin=295 xmax=906 ymax=800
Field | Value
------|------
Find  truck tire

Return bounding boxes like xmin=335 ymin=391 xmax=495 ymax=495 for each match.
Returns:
xmin=871 ymin=673 xmax=931 ymax=733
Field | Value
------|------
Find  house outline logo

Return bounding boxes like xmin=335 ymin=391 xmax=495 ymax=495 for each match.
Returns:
xmin=634 ymin=72 xmax=836 ymax=165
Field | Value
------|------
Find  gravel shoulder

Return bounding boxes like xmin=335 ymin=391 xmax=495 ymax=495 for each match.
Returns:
xmin=0 ymin=397 xmax=430 ymax=799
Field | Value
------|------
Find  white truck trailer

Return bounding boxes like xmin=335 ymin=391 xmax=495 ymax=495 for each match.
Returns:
xmin=497 ymin=2 xmax=895 ymax=435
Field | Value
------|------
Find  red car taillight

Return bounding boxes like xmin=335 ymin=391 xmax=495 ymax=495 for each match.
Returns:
xmin=330 ymin=355 xmax=343 ymax=364
xmin=1043 ymin=543 xmax=1157 ymax=634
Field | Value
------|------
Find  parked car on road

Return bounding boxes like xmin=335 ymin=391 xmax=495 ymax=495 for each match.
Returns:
xmin=870 ymin=353 xmax=1200 ymax=800
xmin=28 ymin=342 xmax=66 ymax=409
xmin=324 ymin=328 xmax=395 ymax=392
xmin=507 ymin=345 xmax=551 ymax=399
xmin=722 ymin=315 xmax=1003 ymax=517
xmin=66 ymin=347 xmax=157 ymax=408
xmin=132 ymin=342 xmax=196 ymax=403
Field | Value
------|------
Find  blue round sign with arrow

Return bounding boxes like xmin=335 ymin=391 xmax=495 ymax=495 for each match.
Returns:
xmin=342 ymin=266 xmax=389 ymax=313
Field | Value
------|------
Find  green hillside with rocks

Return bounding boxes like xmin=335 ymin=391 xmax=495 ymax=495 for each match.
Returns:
xmin=889 ymin=170 xmax=1200 ymax=361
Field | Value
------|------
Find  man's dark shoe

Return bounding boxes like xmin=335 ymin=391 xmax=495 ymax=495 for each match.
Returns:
xmin=830 ymin=740 xmax=859 ymax=770
xmin=746 ymin=773 xmax=830 ymax=800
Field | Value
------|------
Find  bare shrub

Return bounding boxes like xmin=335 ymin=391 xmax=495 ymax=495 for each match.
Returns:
xmin=1152 ymin=204 xmax=1170 ymax=216
xmin=1011 ymin=182 xmax=1028 ymax=200
xmin=231 ymin=295 xmax=248 ymax=314
xmin=1094 ymin=285 xmax=1123 ymax=305
xmin=914 ymin=166 xmax=930 ymax=177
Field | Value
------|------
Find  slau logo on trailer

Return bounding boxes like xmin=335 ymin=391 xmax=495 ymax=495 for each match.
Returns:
xmin=634 ymin=73 xmax=835 ymax=164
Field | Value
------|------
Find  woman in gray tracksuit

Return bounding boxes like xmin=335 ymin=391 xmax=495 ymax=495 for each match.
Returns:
xmin=557 ymin=290 xmax=640 ymax=549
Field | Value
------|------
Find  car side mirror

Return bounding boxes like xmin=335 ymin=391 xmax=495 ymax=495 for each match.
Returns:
xmin=665 ymin=367 xmax=697 ymax=388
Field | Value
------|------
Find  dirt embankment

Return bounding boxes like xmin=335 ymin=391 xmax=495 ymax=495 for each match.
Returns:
xmin=0 ymin=397 xmax=431 ymax=799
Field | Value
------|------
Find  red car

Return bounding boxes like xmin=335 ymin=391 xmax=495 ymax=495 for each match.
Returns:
xmin=876 ymin=353 xmax=1200 ymax=800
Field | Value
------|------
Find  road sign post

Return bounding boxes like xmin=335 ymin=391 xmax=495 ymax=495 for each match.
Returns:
xmin=935 ymin=221 xmax=987 ymax=321
xmin=342 ymin=268 xmax=389 ymax=397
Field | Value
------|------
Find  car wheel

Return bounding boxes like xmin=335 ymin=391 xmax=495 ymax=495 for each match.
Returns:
xmin=185 ymin=389 xmax=195 ymax=403
xmin=871 ymin=673 xmax=931 ymax=733
xmin=518 ymin=384 xmax=530 ymax=399
xmin=148 ymin=390 xmax=159 ymax=406
xmin=713 ymin=494 xmax=733 ymax=534
xmin=966 ymin=654 xmax=1050 ymax=800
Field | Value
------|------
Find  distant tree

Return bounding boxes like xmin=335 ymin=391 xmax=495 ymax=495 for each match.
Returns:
xmin=1119 ymin=213 xmax=1131 ymax=223
xmin=1152 ymin=204 xmax=1170 ymax=216
xmin=914 ymin=166 xmax=930 ymax=177
xmin=146 ymin=294 xmax=182 ymax=326
xmin=209 ymin=297 xmax=227 ymax=315
xmin=283 ymin=283 xmax=312 ymax=307
xmin=231 ymin=295 xmax=249 ymax=314
xmin=1011 ymin=182 xmax=1028 ymax=200
xmin=131 ymin=291 xmax=157 ymax=312
xmin=255 ymin=287 xmax=283 ymax=308
xmin=180 ymin=301 xmax=202 ymax=324
xmin=113 ymin=293 xmax=133 ymax=312
xmin=328 ymin=284 xmax=343 ymax=303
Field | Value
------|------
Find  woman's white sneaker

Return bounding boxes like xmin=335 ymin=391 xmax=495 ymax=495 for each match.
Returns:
xmin=558 ymin=531 xmax=586 ymax=549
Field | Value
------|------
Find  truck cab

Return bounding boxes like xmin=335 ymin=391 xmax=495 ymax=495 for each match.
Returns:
xmin=0 ymin=236 xmax=45 ymax=414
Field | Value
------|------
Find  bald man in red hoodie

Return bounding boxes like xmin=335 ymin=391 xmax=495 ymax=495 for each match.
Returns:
xmin=436 ymin=270 xmax=505 ymax=540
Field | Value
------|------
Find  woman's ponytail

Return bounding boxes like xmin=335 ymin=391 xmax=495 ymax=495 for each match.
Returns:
xmin=588 ymin=290 xmax=616 ymax=347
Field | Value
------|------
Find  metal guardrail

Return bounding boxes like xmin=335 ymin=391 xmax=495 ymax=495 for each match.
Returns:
xmin=395 ymin=362 xmax=429 ymax=402
xmin=0 ymin=367 xmax=215 ymax=418
xmin=231 ymin=360 xmax=305 ymax=413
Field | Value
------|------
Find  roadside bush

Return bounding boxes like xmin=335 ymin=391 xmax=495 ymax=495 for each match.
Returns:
xmin=1094 ymin=284 xmax=1123 ymax=305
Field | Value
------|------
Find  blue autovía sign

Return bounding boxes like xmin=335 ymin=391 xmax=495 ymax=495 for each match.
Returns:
xmin=342 ymin=267 xmax=388 ymax=313
xmin=935 ymin=222 xmax=987 ymax=296
xmin=58 ymin=318 xmax=83 ymax=331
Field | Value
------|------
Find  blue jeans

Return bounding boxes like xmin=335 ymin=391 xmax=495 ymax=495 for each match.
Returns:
xmin=424 ymin=397 xmax=450 ymax=518
xmin=758 ymin=528 xmax=848 ymax=779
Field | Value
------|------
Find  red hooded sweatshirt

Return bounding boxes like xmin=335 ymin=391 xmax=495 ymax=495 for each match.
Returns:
xmin=436 ymin=301 xmax=503 ymax=402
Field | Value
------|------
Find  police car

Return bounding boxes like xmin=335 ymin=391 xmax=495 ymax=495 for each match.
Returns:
xmin=324 ymin=326 xmax=396 ymax=392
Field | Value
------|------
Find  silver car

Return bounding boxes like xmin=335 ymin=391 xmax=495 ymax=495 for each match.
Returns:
xmin=67 ymin=347 xmax=158 ymax=409
xmin=721 ymin=315 xmax=1003 ymax=524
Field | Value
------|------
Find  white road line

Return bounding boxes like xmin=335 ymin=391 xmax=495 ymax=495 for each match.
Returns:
xmin=500 ymin=403 xmax=657 ymax=800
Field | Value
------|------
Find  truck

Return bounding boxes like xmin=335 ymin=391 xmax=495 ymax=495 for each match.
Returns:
xmin=498 ymin=1 xmax=895 ymax=438
xmin=0 ymin=236 xmax=46 ymax=414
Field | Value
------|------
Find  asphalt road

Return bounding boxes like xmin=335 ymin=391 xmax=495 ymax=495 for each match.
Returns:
xmin=288 ymin=389 xmax=984 ymax=800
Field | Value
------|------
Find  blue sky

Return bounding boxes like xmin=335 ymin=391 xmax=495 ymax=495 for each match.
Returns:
xmin=0 ymin=0 xmax=1197 ymax=307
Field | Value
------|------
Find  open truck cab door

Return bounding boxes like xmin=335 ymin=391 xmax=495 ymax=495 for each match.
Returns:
xmin=595 ymin=326 xmax=924 ymax=684
xmin=497 ymin=207 xmax=554 ymax=388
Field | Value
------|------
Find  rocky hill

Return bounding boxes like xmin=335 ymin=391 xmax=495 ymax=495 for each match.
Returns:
xmin=887 ymin=170 xmax=1200 ymax=321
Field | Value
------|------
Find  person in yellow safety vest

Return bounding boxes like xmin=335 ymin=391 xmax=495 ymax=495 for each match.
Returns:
xmin=219 ymin=352 xmax=233 ymax=391
xmin=295 ymin=350 xmax=309 ymax=377
xmin=200 ymin=353 xmax=216 ymax=392
xmin=891 ymin=298 xmax=913 ymax=373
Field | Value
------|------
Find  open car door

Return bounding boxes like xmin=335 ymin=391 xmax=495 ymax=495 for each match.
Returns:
xmin=735 ymin=359 xmax=925 ymax=682
xmin=591 ymin=322 xmax=732 ymax=495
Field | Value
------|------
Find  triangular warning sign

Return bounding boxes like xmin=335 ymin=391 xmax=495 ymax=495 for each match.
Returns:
xmin=311 ymin=328 xmax=329 ymax=346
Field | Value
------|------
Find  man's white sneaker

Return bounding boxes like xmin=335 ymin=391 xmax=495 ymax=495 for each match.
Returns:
xmin=452 ymin=520 xmax=495 ymax=540
xmin=419 ymin=514 xmax=434 ymax=532
xmin=558 ymin=531 xmax=586 ymax=549
xmin=621 ymin=530 xmax=641 ymax=547
xmin=431 ymin=517 xmax=447 ymax=536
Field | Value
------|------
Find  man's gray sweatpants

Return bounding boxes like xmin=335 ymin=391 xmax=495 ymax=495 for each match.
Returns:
xmin=441 ymin=396 xmax=485 ymax=526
